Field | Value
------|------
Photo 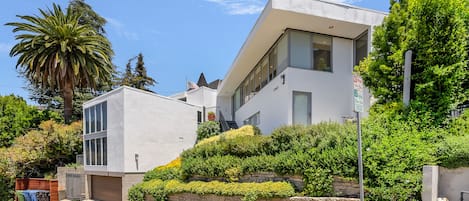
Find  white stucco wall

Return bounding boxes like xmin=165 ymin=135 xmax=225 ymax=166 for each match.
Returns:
xmin=83 ymin=88 xmax=125 ymax=173
xmin=233 ymin=37 xmax=362 ymax=134
xmin=123 ymin=88 xmax=200 ymax=173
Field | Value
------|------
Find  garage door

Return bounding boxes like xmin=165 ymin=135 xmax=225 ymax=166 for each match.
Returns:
xmin=92 ymin=176 xmax=122 ymax=201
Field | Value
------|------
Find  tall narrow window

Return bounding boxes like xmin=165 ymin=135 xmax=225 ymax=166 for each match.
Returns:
xmin=96 ymin=138 xmax=102 ymax=165
xmin=293 ymin=91 xmax=312 ymax=125
xmin=290 ymin=31 xmax=312 ymax=69
xmin=103 ymin=138 xmax=107 ymax=165
xmin=260 ymin=57 xmax=269 ymax=87
xmin=313 ymin=34 xmax=332 ymax=72
xmin=233 ymin=88 xmax=241 ymax=112
xmin=197 ymin=111 xmax=202 ymax=124
xmin=85 ymin=108 xmax=90 ymax=134
xmin=254 ymin=65 xmax=261 ymax=92
xmin=355 ymin=32 xmax=368 ymax=66
xmin=90 ymin=139 xmax=96 ymax=165
xmin=102 ymin=102 xmax=107 ymax=131
xmin=277 ymin=35 xmax=288 ymax=73
xmin=269 ymin=48 xmax=277 ymax=81
xmin=85 ymin=140 xmax=90 ymax=165
xmin=90 ymin=106 xmax=95 ymax=133
xmin=96 ymin=103 xmax=102 ymax=132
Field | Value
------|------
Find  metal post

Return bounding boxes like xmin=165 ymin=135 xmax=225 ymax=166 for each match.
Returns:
xmin=403 ymin=50 xmax=412 ymax=106
xmin=357 ymin=112 xmax=365 ymax=201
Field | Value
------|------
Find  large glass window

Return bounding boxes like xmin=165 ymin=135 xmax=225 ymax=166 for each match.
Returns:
xmin=290 ymin=31 xmax=312 ymax=69
xmin=313 ymin=34 xmax=332 ymax=72
xmin=84 ymin=102 xmax=107 ymax=134
xmin=85 ymin=137 xmax=107 ymax=166
xmin=260 ymin=57 xmax=269 ymax=87
xmin=233 ymin=88 xmax=241 ymax=112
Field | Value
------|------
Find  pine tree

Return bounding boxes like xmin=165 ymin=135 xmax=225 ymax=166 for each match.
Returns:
xmin=118 ymin=53 xmax=157 ymax=92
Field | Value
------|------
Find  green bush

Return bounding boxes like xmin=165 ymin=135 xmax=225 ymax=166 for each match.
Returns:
xmin=196 ymin=121 xmax=221 ymax=142
xmin=128 ymin=179 xmax=295 ymax=201
xmin=144 ymin=167 xmax=182 ymax=182
xmin=182 ymin=135 xmax=272 ymax=159
xmin=303 ymin=168 xmax=333 ymax=197
xmin=437 ymin=135 xmax=469 ymax=168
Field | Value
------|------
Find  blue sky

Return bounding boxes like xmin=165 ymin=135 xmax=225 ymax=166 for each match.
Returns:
xmin=0 ymin=0 xmax=389 ymax=104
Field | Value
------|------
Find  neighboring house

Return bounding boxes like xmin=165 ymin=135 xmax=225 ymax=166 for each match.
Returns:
xmin=216 ymin=0 xmax=387 ymax=134
xmin=82 ymin=86 xmax=203 ymax=201
xmin=170 ymin=73 xmax=220 ymax=121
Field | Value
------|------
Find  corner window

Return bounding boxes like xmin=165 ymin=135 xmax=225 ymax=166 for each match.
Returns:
xmin=313 ymin=34 xmax=332 ymax=72
xmin=84 ymin=102 xmax=107 ymax=134
xmin=290 ymin=31 xmax=312 ymax=69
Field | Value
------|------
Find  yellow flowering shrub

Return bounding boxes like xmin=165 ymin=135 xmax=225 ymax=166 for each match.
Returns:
xmin=196 ymin=125 xmax=261 ymax=146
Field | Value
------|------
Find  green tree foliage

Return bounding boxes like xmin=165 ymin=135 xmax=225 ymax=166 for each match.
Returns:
xmin=0 ymin=95 xmax=61 ymax=147
xmin=68 ymin=0 xmax=107 ymax=34
xmin=357 ymin=0 xmax=469 ymax=124
xmin=119 ymin=53 xmax=157 ymax=92
xmin=22 ymin=0 xmax=115 ymax=121
xmin=7 ymin=4 xmax=114 ymax=123
xmin=196 ymin=121 xmax=221 ymax=142
xmin=0 ymin=120 xmax=82 ymax=200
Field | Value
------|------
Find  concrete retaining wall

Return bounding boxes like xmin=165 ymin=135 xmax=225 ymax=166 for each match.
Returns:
xmin=422 ymin=165 xmax=469 ymax=201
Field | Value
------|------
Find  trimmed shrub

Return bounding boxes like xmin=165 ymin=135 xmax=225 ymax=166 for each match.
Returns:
xmin=196 ymin=121 xmax=221 ymax=142
xmin=196 ymin=125 xmax=261 ymax=146
xmin=144 ymin=158 xmax=182 ymax=181
xmin=128 ymin=179 xmax=295 ymax=201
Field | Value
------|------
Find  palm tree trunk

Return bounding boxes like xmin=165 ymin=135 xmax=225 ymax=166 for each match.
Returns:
xmin=63 ymin=81 xmax=73 ymax=124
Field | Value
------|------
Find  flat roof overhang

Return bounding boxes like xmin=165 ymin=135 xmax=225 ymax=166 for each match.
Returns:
xmin=217 ymin=0 xmax=387 ymax=96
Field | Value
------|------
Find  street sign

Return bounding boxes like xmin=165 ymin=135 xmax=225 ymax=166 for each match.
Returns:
xmin=353 ymin=75 xmax=364 ymax=113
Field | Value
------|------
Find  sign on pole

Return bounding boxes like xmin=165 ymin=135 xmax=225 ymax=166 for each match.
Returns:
xmin=353 ymin=75 xmax=364 ymax=113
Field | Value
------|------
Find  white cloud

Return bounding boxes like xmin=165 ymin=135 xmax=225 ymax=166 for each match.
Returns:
xmin=105 ymin=17 xmax=140 ymax=41
xmin=0 ymin=43 xmax=13 ymax=53
xmin=206 ymin=0 xmax=265 ymax=15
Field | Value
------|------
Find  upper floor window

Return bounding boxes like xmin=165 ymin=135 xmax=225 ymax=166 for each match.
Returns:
xmin=313 ymin=34 xmax=332 ymax=72
xmin=290 ymin=30 xmax=332 ymax=72
xmin=84 ymin=101 xmax=107 ymax=134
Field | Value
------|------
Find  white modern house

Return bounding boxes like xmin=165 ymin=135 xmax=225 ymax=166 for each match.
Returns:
xmin=216 ymin=0 xmax=386 ymax=134
xmin=82 ymin=86 xmax=204 ymax=201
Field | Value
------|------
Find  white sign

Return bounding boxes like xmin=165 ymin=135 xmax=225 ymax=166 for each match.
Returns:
xmin=353 ymin=75 xmax=364 ymax=113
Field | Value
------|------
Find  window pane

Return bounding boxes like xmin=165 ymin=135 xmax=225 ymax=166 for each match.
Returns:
xmin=243 ymin=79 xmax=249 ymax=103
xmin=103 ymin=138 xmax=107 ymax=165
xmin=355 ymin=33 xmax=368 ymax=66
xmin=197 ymin=111 xmax=202 ymax=124
xmin=234 ymin=88 xmax=241 ymax=111
xmin=249 ymin=73 xmax=255 ymax=97
xmin=313 ymin=34 xmax=332 ymax=71
xmin=269 ymin=48 xmax=277 ymax=81
xmin=102 ymin=102 xmax=107 ymax=131
xmin=277 ymin=35 xmax=288 ymax=73
xmin=96 ymin=104 xmax=102 ymax=132
xmin=254 ymin=65 xmax=261 ymax=92
xmin=85 ymin=140 xmax=90 ymax=165
xmin=293 ymin=92 xmax=311 ymax=125
xmin=90 ymin=139 xmax=96 ymax=165
xmin=96 ymin=138 xmax=102 ymax=165
xmin=290 ymin=31 xmax=312 ymax=69
xmin=261 ymin=57 xmax=269 ymax=87
xmin=90 ymin=106 xmax=95 ymax=133
xmin=85 ymin=108 xmax=90 ymax=134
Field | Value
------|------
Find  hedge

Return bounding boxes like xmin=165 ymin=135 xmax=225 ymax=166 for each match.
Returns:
xmin=128 ymin=180 xmax=295 ymax=201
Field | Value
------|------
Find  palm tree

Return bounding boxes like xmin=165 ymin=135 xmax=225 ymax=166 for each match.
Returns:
xmin=7 ymin=4 xmax=114 ymax=123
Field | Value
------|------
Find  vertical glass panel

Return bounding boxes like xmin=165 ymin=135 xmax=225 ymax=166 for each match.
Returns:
xmin=249 ymin=73 xmax=255 ymax=97
xmin=103 ymin=137 xmax=107 ymax=165
xmin=293 ymin=92 xmax=311 ymax=125
xmin=96 ymin=138 xmax=102 ymax=165
xmin=290 ymin=31 xmax=312 ymax=69
xmin=102 ymin=102 xmax=107 ymax=131
xmin=84 ymin=108 xmax=90 ymax=134
xmin=254 ymin=65 xmax=261 ymax=92
xmin=261 ymin=57 xmax=269 ymax=87
xmin=90 ymin=139 xmax=96 ymax=165
xmin=243 ymin=79 xmax=249 ymax=103
xmin=355 ymin=33 xmax=368 ymax=66
xmin=90 ymin=106 xmax=95 ymax=133
xmin=85 ymin=140 xmax=90 ymax=165
xmin=96 ymin=104 xmax=102 ymax=132
xmin=234 ymin=88 xmax=241 ymax=111
xmin=277 ymin=35 xmax=288 ymax=73
xmin=197 ymin=111 xmax=202 ymax=124
xmin=269 ymin=48 xmax=278 ymax=81
xmin=313 ymin=34 xmax=332 ymax=72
